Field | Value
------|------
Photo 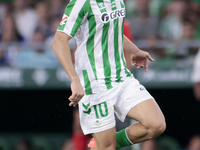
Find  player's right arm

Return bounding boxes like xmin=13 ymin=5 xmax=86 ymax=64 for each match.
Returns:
xmin=52 ymin=32 xmax=84 ymax=107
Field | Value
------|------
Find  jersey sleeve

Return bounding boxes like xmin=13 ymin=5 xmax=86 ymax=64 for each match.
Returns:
xmin=57 ymin=0 xmax=87 ymax=37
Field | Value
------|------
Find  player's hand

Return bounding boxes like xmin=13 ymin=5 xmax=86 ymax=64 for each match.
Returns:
xmin=68 ymin=79 xmax=85 ymax=107
xmin=131 ymin=50 xmax=154 ymax=72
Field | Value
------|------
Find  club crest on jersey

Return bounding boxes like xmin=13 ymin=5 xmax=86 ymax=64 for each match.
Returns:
xmin=100 ymin=9 xmax=126 ymax=23
xmin=98 ymin=2 xmax=105 ymax=9
xmin=60 ymin=14 xmax=69 ymax=25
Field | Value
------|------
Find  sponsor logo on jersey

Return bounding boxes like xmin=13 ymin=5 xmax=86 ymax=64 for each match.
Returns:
xmin=100 ymin=9 xmax=126 ymax=23
xmin=101 ymin=13 xmax=110 ymax=23
xmin=60 ymin=14 xmax=69 ymax=25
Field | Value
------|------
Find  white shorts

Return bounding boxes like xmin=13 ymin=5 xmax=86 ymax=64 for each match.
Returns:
xmin=78 ymin=77 xmax=154 ymax=135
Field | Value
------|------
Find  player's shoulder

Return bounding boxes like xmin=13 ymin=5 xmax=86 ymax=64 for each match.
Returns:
xmin=66 ymin=0 xmax=90 ymax=13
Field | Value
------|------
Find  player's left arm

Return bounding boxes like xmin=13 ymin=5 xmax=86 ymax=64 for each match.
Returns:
xmin=123 ymin=35 xmax=154 ymax=72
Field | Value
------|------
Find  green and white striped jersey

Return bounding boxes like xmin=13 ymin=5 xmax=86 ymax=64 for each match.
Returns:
xmin=57 ymin=0 xmax=133 ymax=95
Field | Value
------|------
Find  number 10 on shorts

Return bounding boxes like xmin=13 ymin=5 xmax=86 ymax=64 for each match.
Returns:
xmin=94 ymin=102 xmax=109 ymax=119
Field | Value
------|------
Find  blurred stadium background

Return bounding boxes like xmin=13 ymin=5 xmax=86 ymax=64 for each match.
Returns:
xmin=0 ymin=0 xmax=200 ymax=149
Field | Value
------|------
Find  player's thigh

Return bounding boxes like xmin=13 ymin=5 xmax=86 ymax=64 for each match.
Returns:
xmin=114 ymin=78 xmax=155 ymax=123
xmin=92 ymin=127 xmax=116 ymax=150
xmin=126 ymin=99 xmax=165 ymax=128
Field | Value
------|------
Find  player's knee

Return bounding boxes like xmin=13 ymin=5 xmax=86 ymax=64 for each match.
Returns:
xmin=148 ymin=119 xmax=166 ymax=138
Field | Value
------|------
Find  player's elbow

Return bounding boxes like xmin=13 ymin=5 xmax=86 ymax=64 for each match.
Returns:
xmin=52 ymin=35 xmax=62 ymax=54
xmin=52 ymin=36 xmax=59 ymax=52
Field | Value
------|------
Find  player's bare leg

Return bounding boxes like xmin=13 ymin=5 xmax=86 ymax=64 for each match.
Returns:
xmin=126 ymin=99 xmax=166 ymax=143
xmin=91 ymin=127 xmax=116 ymax=150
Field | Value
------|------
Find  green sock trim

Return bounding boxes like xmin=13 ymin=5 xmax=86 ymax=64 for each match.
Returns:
xmin=116 ymin=129 xmax=133 ymax=149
